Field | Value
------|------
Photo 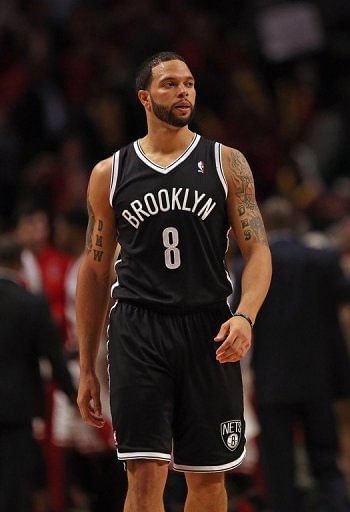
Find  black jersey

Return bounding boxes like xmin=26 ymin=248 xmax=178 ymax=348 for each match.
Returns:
xmin=109 ymin=134 xmax=232 ymax=309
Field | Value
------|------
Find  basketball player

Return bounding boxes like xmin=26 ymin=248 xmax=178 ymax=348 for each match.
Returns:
xmin=76 ymin=52 xmax=272 ymax=512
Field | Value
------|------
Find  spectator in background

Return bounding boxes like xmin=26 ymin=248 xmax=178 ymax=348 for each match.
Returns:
xmin=53 ymin=207 xmax=126 ymax=512
xmin=14 ymin=206 xmax=73 ymax=511
xmin=15 ymin=206 xmax=72 ymax=334
xmin=232 ymin=197 xmax=350 ymax=511
xmin=0 ymin=234 xmax=76 ymax=512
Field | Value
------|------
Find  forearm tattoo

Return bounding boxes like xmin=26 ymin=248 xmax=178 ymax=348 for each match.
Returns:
xmin=93 ymin=220 xmax=104 ymax=262
xmin=86 ymin=198 xmax=104 ymax=262
xmin=230 ymin=150 xmax=268 ymax=245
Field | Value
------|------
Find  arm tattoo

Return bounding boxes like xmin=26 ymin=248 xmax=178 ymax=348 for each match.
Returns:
xmin=230 ymin=149 xmax=268 ymax=245
xmin=86 ymin=198 xmax=105 ymax=262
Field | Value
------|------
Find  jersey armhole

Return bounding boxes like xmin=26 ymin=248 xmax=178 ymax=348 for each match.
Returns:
xmin=109 ymin=150 xmax=120 ymax=207
xmin=214 ymin=143 xmax=228 ymax=198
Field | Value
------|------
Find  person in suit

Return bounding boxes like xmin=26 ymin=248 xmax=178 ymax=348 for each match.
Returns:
xmin=232 ymin=197 xmax=350 ymax=512
xmin=0 ymin=234 xmax=76 ymax=512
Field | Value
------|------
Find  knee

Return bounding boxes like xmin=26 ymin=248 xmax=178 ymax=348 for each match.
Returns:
xmin=186 ymin=473 xmax=226 ymax=498
xmin=127 ymin=460 xmax=168 ymax=494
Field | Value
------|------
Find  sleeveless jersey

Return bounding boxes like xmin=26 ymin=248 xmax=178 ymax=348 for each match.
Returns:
xmin=109 ymin=134 xmax=232 ymax=309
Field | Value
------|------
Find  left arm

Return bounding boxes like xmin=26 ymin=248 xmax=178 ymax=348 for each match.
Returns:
xmin=215 ymin=146 xmax=272 ymax=363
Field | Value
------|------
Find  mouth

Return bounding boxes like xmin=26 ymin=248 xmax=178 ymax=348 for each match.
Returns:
xmin=173 ymin=102 xmax=192 ymax=114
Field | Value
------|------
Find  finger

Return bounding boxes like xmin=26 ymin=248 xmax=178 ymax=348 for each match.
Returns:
xmin=217 ymin=342 xmax=250 ymax=363
xmin=88 ymin=402 xmax=103 ymax=419
xmin=216 ymin=334 xmax=239 ymax=356
xmin=217 ymin=351 xmax=239 ymax=363
xmin=79 ymin=402 xmax=97 ymax=426
xmin=77 ymin=395 xmax=103 ymax=427
xmin=91 ymin=390 xmax=102 ymax=417
xmin=214 ymin=321 xmax=230 ymax=342
xmin=88 ymin=401 xmax=105 ymax=426
xmin=217 ymin=341 xmax=243 ymax=357
xmin=218 ymin=355 xmax=241 ymax=364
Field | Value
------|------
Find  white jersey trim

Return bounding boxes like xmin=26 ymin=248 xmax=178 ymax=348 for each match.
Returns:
xmin=110 ymin=258 xmax=122 ymax=296
xmin=173 ymin=447 xmax=246 ymax=473
xmin=109 ymin=151 xmax=120 ymax=207
xmin=134 ymin=134 xmax=201 ymax=174
xmin=117 ymin=450 xmax=171 ymax=461
xmin=214 ymin=143 xmax=228 ymax=198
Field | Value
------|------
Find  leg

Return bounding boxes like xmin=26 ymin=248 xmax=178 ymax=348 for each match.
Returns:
xmin=257 ymin=403 xmax=299 ymax=512
xmin=124 ymin=460 xmax=168 ymax=512
xmin=0 ymin=424 xmax=33 ymax=512
xmin=302 ymin=400 xmax=350 ymax=511
xmin=185 ymin=472 xmax=227 ymax=512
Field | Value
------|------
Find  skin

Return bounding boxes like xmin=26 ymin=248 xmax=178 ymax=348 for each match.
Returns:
xmin=77 ymin=59 xmax=272 ymax=512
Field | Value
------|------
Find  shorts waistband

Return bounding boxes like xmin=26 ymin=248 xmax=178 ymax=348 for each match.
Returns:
xmin=117 ymin=299 xmax=229 ymax=315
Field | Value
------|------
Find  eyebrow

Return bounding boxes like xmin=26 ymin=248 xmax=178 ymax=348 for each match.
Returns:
xmin=159 ymin=75 xmax=195 ymax=83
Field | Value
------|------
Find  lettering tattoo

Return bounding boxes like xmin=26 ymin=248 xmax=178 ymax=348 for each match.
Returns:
xmin=238 ymin=205 xmax=246 ymax=216
xmin=244 ymin=230 xmax=252 ymax=240
xmin=230 ymin=149 xmax=268 ymax=245
xmin=93 ymin=249 xmax=104 ymax=262
xmin=86 ymin=194 xmax=104 ymax=262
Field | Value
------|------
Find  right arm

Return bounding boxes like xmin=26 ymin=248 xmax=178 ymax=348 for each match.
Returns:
xmin=76 ymin=156 xmax=118 ymax=427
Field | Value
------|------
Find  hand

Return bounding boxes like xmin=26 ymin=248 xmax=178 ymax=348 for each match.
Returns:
xmin=77 ymin=371 xmax=105 ymax=428
xmin=214 ymin=316 xmax=252 ymax=363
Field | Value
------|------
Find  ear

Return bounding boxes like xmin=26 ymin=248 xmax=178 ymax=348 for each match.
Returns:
xmin=138 ymin=90 xmax=151 ymax=111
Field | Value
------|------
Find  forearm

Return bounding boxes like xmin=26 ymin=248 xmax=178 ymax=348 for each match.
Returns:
xmin=76 ymin=257 xmax=111 ymax=373
xmin=236 ymin=244 xmax=271 ymax=322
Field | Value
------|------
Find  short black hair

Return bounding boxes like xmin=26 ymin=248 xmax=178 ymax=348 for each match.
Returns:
xmin=135 ymin=51 xmax=187 ymax=92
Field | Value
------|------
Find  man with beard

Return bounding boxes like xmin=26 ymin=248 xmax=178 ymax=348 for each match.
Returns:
xmin=76 ymin=52 xmax=272 ymax=512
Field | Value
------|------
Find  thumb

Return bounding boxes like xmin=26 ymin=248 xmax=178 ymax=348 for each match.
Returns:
xmin=214 ymin=321 xmax=229 ymax=342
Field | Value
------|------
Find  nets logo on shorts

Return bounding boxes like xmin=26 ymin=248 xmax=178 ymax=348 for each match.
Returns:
xmin=220 ymin=420 xmax=241 ymax=451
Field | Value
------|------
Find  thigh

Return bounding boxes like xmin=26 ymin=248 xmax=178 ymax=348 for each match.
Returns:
xmin=172 ymin=306 xmax=246 ymax=473
xmin=108 ymin=303 xmax=176 ymax=462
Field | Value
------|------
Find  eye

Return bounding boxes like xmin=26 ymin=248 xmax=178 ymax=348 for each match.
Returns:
xmin=185 ymin=81 xmax=194 ymax=88
xmin=165 ymin=81 xmax=175 ymax=87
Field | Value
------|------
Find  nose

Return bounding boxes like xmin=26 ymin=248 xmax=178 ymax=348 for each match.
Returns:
xmin=177 ymin=83 xmax=189 ymax=97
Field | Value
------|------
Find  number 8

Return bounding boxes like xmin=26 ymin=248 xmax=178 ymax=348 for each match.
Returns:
xmin=162 ymin=227 xmax=181 ymax=270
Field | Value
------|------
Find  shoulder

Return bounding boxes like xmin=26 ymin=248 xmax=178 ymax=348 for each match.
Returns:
xmin=219 ymin=145 xmax=254 ymax=194
xmin=220 ymin=145 xmax=251 ymax=172
xmin=90 ymin=156 xmax=114 ymax=182
xmin=88 ymin=156 xmax=115 ymax=203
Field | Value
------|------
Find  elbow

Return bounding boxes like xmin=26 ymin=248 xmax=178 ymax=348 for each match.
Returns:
xmin=243 ymin=241 xmax=271 ymax=264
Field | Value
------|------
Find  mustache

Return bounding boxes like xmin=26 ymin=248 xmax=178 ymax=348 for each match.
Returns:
xmin=172 ymin=100 xmax=193 ymax=108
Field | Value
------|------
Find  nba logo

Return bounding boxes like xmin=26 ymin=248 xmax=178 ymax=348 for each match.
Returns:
xmin=197 ymin=161 xmax=205 ymax=173
xmin=220 ymin=420 xmax=241 ymax=451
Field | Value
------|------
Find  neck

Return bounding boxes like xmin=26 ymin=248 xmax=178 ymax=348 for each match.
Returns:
xmin=141 ymin=123 xmax=194 ymax=155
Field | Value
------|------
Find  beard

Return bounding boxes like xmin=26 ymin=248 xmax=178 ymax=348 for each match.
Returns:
xmin=150 ymin=97 xmax=195 ymax=127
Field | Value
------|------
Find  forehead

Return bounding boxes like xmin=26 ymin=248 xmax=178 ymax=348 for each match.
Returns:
xmin=151 ymin=59 xmax=193 ymax=82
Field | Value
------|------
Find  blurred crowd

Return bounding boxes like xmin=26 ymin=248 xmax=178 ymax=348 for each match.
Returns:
xmin=1 ymin=0 xmax=350 ymax=229
xmin=1 ymin=0 xmax=350 ymax=511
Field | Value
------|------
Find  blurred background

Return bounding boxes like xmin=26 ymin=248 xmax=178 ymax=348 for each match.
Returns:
xmin=0 ymin=0 xmax=350 ymax=511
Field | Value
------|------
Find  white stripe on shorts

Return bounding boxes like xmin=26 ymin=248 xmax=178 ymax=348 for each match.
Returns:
xmin=117 ymin=450 xmax=171 ymax=462
xmin=172 ymin=447 xmax=246 ymax=473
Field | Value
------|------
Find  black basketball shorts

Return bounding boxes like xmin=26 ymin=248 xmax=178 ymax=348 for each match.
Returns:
xmin=107 ymin=301 xmax=246 ymax=473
